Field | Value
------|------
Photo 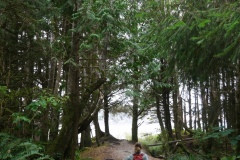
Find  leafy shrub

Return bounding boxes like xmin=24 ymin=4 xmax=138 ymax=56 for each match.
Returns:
xmin=0 ymin=133 xmax=53 ymax=160
xmin=167 ymin=153 xmax=206 ymax=160
xmin=193 ymin=127 xmax=240 ymax=159
xmin=139 ymin=134 xmax=163 ymax=157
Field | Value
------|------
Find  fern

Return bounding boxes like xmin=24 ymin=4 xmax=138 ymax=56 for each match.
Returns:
xmin=168 ymin=153 xmax=206 ymax=160
xmin=0 ymin=133 xmax=53 ymax=160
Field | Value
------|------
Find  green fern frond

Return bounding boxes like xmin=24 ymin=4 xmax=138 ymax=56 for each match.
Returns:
xmin=0 ymin=133 xmax=53 ymax=160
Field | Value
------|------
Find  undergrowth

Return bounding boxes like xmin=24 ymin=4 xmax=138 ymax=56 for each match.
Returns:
xmin=139 ymin=128 xmax=240 ymax=160
xmin=167 ymin=153 xmax=205 ymax=160
xmin=0 ymin=132 xmax=53 ymax=160
xmin=140 ymin=133 xmax=207 ymax=160
xmin=139 ymin=133 xmax=163 ymax=158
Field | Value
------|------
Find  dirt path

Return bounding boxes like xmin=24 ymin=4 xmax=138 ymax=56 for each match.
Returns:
xmin=80 ymin=139 xmax=161 ymax=160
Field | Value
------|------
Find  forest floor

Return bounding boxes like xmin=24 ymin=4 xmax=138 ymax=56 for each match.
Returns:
xmin=79 ymin=136 xmax=162 ymax=160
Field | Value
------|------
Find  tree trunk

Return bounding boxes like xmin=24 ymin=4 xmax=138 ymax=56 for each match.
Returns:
xmin=38 ymin=58 xmax=52 ymax=142
xmin=183 ymin=101 xmax=187 ymax=133
xmin=156 ymin=95 xmax=165 ymax=132
xmin=91 ymin=90 xmax=104 ymax=143
xmin=80 ymin=125 xmax=92 ymax=148
xmin=49 ymin=60 xmax=62 ymax=141
xmin=188 ymin=83 xmax=192 ymax=129
xmin=209 ymin=74 xmax=221 ymax=127
xmin=173 ymin=77 xmax=181 ymax=139
xmin=104 ymin=85 xmax=110 ymax=137
xmin=200 ymin=81 xmax=209 ymax=132
xmin=77 ymin=78 xmax=106 ymax=133
xmin=229 ymin=73 xmax=236 ymax=129
xmin=195 ymin=87 xmax=201 ymax=129
xmin=235 ymin=59 xmax=240 ymax=153
xmin=47 ymin=78 xmax=105 ymax=159
xmin=132 ymin=91 xmax=138 ymax=142
xmin=132 ymin=55 xmax=140 ymax=142
xmin=47 ymin=2 xmax=81 ymax=156
xmin=194 ymin=88 xmax=197 ymax=130
xmin=223 ymin=69 xmax=231 ymax=129
xmin=163 ymin=87 xmax=173 ymax=140
xmin=93 ymin=111 xmax=105 ymax=146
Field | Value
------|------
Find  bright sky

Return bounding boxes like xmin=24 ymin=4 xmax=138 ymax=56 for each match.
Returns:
xmin=97 ymin=111 xmax=160 ymax=139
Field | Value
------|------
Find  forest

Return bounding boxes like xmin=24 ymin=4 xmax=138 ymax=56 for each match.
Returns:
xmin=0 ymin=0 xmax=240 ymax=159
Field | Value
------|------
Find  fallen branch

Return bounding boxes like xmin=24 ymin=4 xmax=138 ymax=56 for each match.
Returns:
xmin=147 ymin=138 xmax=195 ymax=147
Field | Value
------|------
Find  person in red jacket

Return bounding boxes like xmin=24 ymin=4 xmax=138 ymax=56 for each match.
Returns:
xmin=125 ymin=142 xmax=149 ymax=160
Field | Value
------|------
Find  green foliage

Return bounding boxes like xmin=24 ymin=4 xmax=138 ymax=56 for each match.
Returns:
xmin=202 ymin=127 xmax=236 ymax=140
xmin=0 ymin=86 xmax=7 ymax=96
xmin=26 ymin=95 xmax=65 ymax=112
xmin=12 ymin=113 xmax=31 ymax=124
xmin=229 ymin=135 xmax=240 ymax=151
xmin=194 ymin=127 xmax=239 ymax=158
xmin=192 ymin=129 xmax=204 ymax=140
xmin=1 ymin=0 xmax=240 ymax=158
xmin=167 ymin=20 xmax=186 ymax=30
xmin=139 ymin=134 xmax=163 ymax=158
xmin=0 ymin=133 xmax=53 ymax=160
xmin=167 ymin=153 xmax=205 ymax=160
xmin=0 ymin=86 xmax=7 ymax=107
xmin=11 ymin=91 xmax=68 ymax=125
xmin=221 ymin=155 xmax=238 ymax=160
xmin=198 ymin=19 xmax=211 ymax=28
xmin=8 ymin=88 xmax=69 ymax=137
xmin=75 ymin=149 xmax=93 ymax=160
xmin=144 ymin=0 xmax=240 ymax=83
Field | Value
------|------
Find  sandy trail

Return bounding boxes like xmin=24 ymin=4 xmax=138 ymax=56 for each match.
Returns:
xmin=80 ymin=139 xmax=161 ymax=160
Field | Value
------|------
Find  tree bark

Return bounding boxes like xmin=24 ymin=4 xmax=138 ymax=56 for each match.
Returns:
xmin=47 ymin=78 xmax=105 ymax=159
xmin=131 ymin=55 xmax=140 ymax=142
xmin=188 ymin=83 xmax=192 ymax=129
xmin=195 ymin=87 xmax=201 ymax=129
xmin=200 ymin=81 xmax=209 ymax=132
xmin=47 ymin=1 xmax=81 ymax=156
xmin=132 ymin=91 xmax=139 ymax=142
xmin=93 ymin=111 xmax=105 ymax=146
xmin=156 ymin=95 xmax=165 ymax=132
xmin=49 ymin=60 xmax=62 ymax=141
xmin=235 ymin=59 xmax=240 ymax=153
xmin=173 ymin=79 xmax=181 ymax=139
xmin=80 ymin=125 xmax=92 ymax=148
xmin=209 ymin=74 xmax=221 ymax=127
xmin=104 ymin=85 xmax=110 ymax=137
xmin=163 ymin=87 xmax=173 ymax=140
